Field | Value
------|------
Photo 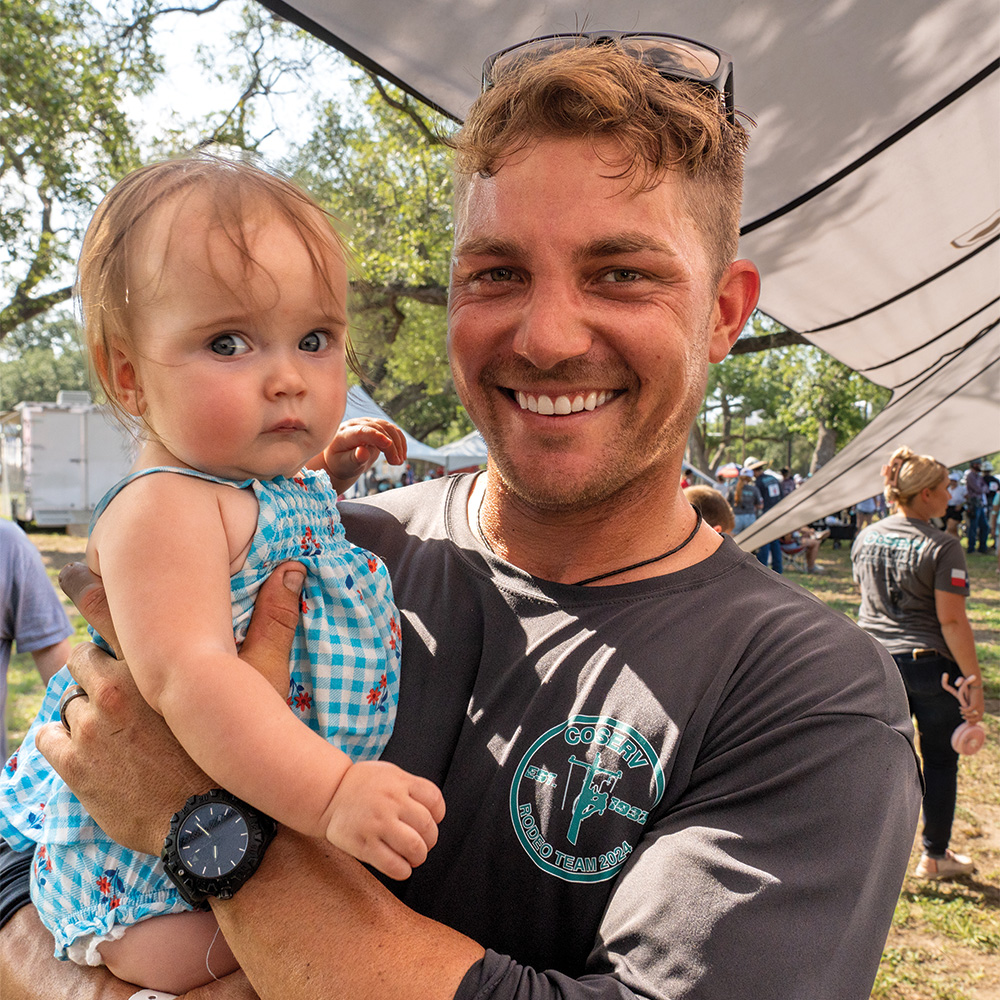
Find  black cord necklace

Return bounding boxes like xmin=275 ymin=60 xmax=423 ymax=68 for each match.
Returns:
xmin=477 ymin=499 xmax=704 ymax=586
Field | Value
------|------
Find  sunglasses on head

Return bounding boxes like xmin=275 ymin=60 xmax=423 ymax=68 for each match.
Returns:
xmin=481 ymin=31 xmax=735 ymax=124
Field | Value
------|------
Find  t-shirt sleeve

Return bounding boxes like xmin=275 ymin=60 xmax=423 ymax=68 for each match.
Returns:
xmin=2 ymin=531 xmax=72 ymax=653
xmin=933 ymin=535 xmax=971 ymax=595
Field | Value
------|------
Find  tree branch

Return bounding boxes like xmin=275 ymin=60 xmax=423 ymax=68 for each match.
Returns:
xmin=365 ymin=72 xmax=446 ymax=146
xmin=350 ymin=281 xmax=448 ymax=308
xmin=729 ymin=330 xmax=808 ymax=355
xmin=0 ymin=285 xmax=73 ymax=339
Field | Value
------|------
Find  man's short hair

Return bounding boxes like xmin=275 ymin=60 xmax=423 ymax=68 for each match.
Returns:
xmin=450 ymin=43 xmax=749 ymax=282
xmin=684 ymin=485 xmax=736 ymax=534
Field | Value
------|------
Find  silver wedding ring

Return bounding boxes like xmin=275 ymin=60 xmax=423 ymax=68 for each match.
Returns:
xmin=58 ymin=684 xmax=89 ymax=734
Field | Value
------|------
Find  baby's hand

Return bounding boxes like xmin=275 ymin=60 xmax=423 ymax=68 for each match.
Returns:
xmin=325 ymin=760 xmax=445 ymax=880
xmin=316 ymin=417 xmax=408 ymax=495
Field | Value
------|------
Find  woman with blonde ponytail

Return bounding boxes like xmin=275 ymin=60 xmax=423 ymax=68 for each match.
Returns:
xmin=852 ymin=446 xmax=985 ymax=880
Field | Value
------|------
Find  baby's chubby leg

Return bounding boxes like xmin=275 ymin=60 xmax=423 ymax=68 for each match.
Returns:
xmin=97 ymin=909 xmax=239 ymax=993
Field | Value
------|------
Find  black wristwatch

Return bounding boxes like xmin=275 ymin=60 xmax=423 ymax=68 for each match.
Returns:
xmin=161 ymin=789 xmax=277 ymax=910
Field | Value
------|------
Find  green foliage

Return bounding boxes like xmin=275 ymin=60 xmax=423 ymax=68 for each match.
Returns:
xmin=0 ymin=0 xmax=338 ymax=340
xmin=0 ymin=311 xmax=90 ymax=409
xmin=290 ymin=77 xmax=459 ymax=439
xmin=0 ymin=0 xmax=161 ymax=334
xmin=695 ymin=313 xmax=891 ymax=474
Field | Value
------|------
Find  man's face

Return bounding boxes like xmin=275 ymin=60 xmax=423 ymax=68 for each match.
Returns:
xmin=448 ymin=137 xmax=758 ymax=511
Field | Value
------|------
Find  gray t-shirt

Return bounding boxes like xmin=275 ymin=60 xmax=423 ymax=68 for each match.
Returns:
xmin=725 ymin=480 xmax=762 ymax=516
xmin=1 ymin=521 xmax=73 ymax=760
xmin=851 ymin=515 xmax=969 ymax=655
xmin=340 ymin=475 xmax=921 ymax=1000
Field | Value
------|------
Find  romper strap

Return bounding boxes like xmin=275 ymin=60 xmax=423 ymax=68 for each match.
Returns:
xmin=89 ymin=466 xmax=254 ymax=532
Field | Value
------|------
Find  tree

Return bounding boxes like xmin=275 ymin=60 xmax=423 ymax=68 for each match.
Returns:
xmin=690 ymin=313 xmax=890 ymax=476
xmin=291 ymin=76 xmax=465 ymax=441
xmin=0 ymin=311 xmax=90 ymax=409
xmin=0 ymin=0 xmax=314 ymax=342
xmin=1 ymin=0 xmax=161 ymax=336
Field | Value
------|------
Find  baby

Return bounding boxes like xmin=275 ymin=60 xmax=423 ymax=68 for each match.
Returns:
xmin=0 ymin=154 xmax=444 ymax=992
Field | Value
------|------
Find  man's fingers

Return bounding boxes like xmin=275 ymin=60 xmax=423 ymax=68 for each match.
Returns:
xmin=56 ymin=639 xmax=126 ymax=706
xmin=239 ymin=562 xmax=303 ymax=696
xmin=59 ymin=562 xmax=121 ymax=657
xmin=34 ymin=720 xmax=73 ymax=780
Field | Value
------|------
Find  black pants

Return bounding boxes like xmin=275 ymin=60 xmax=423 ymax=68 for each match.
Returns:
xmin=892 ymin=653 xmax=962 ymax=856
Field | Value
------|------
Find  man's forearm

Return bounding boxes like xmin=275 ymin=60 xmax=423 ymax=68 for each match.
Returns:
xmin=212 ymin=830 xmax=484 ymax=1000
xmin=0 ymin=904 xmax=133 ymax=999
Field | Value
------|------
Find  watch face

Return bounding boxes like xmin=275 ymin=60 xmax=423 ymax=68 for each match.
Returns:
xmin=178 ymin=802 xmax=249 ymax=877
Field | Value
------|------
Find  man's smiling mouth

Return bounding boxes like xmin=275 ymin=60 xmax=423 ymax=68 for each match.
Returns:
xmin=512 ymin=390 xmax=617 ymax=415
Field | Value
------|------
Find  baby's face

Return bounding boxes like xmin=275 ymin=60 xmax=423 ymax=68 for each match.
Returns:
xmin=121 ymin=194 xmax=350 ymax=481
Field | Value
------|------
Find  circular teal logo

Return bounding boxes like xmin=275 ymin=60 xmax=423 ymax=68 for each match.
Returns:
xmin=509 ymin=715 xmax=665 ymax=882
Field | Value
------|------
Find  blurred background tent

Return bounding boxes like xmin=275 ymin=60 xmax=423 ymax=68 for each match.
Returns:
xmin=264 ymin=0 xmax=999 ymax=544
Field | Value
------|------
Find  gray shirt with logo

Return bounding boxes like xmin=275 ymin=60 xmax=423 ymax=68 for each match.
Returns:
xmin=851 ymin=515 xmax=970 ymax=656
xmin=340 ymin=475 xmax=921 ymax=1000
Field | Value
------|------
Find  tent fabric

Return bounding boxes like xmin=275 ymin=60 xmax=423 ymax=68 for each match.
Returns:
xmin=265 ymin=1 xmax=1000 ymax=546
xmin=436 ymin=428 xmax=489 ymax=471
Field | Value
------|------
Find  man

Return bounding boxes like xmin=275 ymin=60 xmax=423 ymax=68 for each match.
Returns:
xmin=964 ymin=460 xmax=989 ymax=554
xmin=779 ymin=466 xmax=796 ymax=497
xmin=0 ymin=34 xmax=921 ymax=1000
xmin=0 ymin=520 xmax=73 ymax=761
xmin=984 ymin=461 xmax=999 ymax=546
xmin=945 ymin=469 xmax=966 ymax=537
xmin=745 ymin=456 xmax=784 ymax=572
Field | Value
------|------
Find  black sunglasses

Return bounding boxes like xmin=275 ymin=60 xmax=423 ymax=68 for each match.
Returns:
xmin=481 ymin=31 xmax=735 ymax=124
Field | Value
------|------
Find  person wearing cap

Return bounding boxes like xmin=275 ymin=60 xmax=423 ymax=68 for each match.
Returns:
xmin=981 ymin=461 xmax=999 ymax=548
xmin=745 ymin=457 xmax=784 ymax=573
xmin=945 ymin=470 xmax=966 ymax=537
xmin=1 ymin=31 xmax=921 ymax=1000
xmin=964 ymin=460 xmax=989 ymax=554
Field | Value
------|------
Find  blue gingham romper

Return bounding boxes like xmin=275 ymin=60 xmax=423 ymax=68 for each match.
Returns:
xmin=0 ymin=466 xmax=401 ymax=964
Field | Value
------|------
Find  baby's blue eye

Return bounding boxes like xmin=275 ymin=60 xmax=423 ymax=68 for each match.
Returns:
xmin=210 ymin=333 xmax=250 ymax=356
xmin=299 ymin=330 xmax=329 ymax=352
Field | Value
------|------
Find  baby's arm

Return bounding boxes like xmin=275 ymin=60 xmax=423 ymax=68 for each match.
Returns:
xmin=308 ymin=417 xmax=407 ymax=495
xmin=89 ymin=473 xmax=441 ymax=878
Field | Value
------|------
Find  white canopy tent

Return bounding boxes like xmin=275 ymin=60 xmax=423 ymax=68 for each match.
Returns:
xmin=436 ymin=428 xmax=489 ymax=471
xmin=263 ymin=0 xmax=999 ymax=545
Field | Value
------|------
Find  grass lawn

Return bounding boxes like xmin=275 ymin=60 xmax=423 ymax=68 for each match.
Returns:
xmin=794 ymin=540 xmax=1000 ymax=1000
xmin=5 ymin=528 xmax=1000 ymax=997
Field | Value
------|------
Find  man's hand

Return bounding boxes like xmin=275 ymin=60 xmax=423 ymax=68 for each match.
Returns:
xmin=33 ymin=561 xmax=304 ymax=856
xmin=309 ymin=417 xmax=407 ymax=494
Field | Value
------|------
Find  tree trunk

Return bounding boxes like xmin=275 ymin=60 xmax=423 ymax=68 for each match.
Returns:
xmin=686 ymin=424 xmax=711 ymax=475
xmin=810 ymin=420 xmax=837 ymax=474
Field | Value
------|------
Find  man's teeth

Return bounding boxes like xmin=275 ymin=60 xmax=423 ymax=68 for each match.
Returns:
xmin=515 ymin=391 xmax=611 ymax=414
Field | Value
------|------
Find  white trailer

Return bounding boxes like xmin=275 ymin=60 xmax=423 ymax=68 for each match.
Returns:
xmin=0 ymin=391 xmax=136 ymax=530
